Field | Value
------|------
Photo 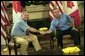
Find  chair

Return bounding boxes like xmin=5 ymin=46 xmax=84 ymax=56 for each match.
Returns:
xmin=56 ymin=28 xmax=80 ymax=48
xmin=56 ymin=30 xmax=74 ymax=48
xmin=7 ymin=35 xmax=20 ymax=55
xmin=6 ymin=24 xmax=21 ymax=55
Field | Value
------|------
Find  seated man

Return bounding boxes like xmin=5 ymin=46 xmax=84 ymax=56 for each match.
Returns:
xmin=40 ymin=8 xmax=80 ymax=49
xmin=10 ymin=11 xmax=41 ymax=55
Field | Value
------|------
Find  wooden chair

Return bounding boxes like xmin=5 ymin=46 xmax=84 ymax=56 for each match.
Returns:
xmin=56 ymin=28 xmax=80 ymax=48
xmin=7 ymin=35 xmax=20 ymax=55
xmin=5 ymin=24 xmax=21 ymax=55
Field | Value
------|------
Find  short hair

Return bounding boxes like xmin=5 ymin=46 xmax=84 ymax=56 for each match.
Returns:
xmin=52 ymin=8 xmax=59 ymax=12
xmin=21 ymin=11 xmax=28 ymax=17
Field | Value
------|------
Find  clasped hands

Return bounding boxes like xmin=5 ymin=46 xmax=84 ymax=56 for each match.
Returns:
xmin=39 ymin=31 xmax=46 ymax=35
xmin=38 ymin=30 xmax=51 ymax=35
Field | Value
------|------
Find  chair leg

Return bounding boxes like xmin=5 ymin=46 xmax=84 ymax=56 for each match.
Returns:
xmin=14 ymin=45 xmax=17 ymax=55
xmin=8 ymin=45 xmax=11 ymax=55
xmin=52 ymin=39 xmax=54 ymax=48
xmin=50 ymin=37 xmax=54 ymax=49
xmin=6 ymin=38 xmax=11 ymax=55
xmin=13 ymin=38 xmax=17 ymax=55
xmin=50 ymin=40 xmax=53 ymax=49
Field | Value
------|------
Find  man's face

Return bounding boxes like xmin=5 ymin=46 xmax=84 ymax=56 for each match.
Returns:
xmin=22 ymin=13 xmax=29 ymax=20
xmin=52 ymin=9 xmax=61 ymax=18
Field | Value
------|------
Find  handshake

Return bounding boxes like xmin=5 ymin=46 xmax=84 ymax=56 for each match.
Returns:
xmin=38 ymin=27 xmax=48 ymax=35
xmin=38 ymin=27 xmax=52 ymax=35
xmin=39 ymin=31 xmax=46 ymax=35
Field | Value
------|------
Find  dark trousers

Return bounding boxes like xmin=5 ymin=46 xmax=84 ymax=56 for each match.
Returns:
xmin=56 ymin=27 xmax=80 ymax=48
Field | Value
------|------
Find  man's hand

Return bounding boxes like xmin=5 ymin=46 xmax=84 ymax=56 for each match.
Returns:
xmin=29 ymin=27 xmax=40 ymax=33
xmin=72 ymin=27 xmax=78 ymax=31
xmin=39 ymin=30 xmax=52 ymax=35
xmin=39 ymin=31 xmax=46 ymax=35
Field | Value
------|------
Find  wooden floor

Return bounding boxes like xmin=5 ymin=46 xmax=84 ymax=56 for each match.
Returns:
xmin=1 ymin=34 xmax=84 ymax=55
